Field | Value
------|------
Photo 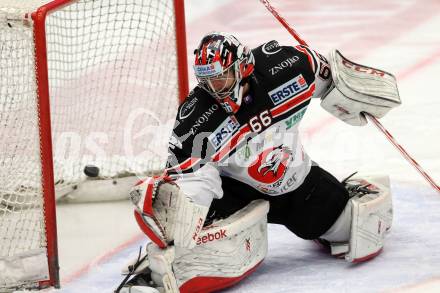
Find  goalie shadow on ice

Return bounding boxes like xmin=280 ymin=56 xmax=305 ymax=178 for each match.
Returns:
xmin=115 ymin=31 xmax=400 ymax=293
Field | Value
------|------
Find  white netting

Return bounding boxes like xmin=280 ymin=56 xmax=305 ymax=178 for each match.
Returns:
xmin=0 ymin=13 xmax=47 ymax=291
xmin=0 ymin=0 xmax=48 ymax=17
xmin=47 ymin=0 xmax=178 ymax=190
xmin=0 ymin=0 xmax=181 ymax=290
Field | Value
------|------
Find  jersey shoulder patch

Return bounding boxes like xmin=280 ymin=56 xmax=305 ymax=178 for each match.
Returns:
xmin=260 ymin=40 xmax=283 ymax=55
xmin=252 ymin=41 xmax=315 ymax=80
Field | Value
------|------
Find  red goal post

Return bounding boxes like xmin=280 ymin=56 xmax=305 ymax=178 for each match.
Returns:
xmin=0 ymin=0 xmax=188 ymax=290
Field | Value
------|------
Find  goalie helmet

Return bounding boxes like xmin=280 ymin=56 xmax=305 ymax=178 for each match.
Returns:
xmin=193 ymin=32 xmax=255 ymax=114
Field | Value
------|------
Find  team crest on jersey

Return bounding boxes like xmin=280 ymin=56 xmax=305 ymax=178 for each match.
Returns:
xmin=248 ymin=145 xmax=292 ymax=184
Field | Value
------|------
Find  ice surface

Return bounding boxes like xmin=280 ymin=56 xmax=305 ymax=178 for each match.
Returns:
xmin=53 ymin=184 xmax=440 ymax=293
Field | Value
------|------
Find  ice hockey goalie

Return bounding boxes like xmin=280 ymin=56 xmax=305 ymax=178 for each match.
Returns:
xmin=116 ymin=32 xmax=400 ymax=293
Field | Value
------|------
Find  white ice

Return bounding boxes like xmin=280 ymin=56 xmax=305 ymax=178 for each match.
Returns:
xmin=48 ymin=0 xmax=440 ymax=292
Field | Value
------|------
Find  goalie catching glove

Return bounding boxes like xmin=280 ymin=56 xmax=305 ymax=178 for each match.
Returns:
xmin=321 ymin=49 xmax=401 ymax=126
xmin=130 ymin=175 xmax=209 ymax=250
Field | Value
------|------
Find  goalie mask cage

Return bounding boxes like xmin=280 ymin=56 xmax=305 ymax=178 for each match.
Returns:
xmin=0 ymin=0 xmax=188 ymax=290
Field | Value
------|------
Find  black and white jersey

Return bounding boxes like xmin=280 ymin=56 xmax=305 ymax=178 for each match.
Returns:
xmin=166 ymin=40 xmax=332 ymax=207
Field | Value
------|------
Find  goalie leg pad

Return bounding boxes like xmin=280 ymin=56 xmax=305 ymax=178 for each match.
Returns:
xmin=345 ymin=175 xmax=393 ymax=262
xmin=123 ymin=200 xmax=269 ymax=293
xmin=319 ymin=175 xmax=393 ymax=261
xmin=175 ymin=199 xmax=269 ymax=292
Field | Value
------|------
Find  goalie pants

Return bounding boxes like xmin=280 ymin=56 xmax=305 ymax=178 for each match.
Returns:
xmin=208 ymin=166 xmax=349 ymax=240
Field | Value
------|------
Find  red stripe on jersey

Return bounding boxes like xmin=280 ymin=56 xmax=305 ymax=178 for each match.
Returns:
xmin=212 ymin=124 xmax=251 ymax=162
xmin=166 ymin=157 xmax=202 ymax=173
xmin=295 ymin=45 xmax=315 ymax=73
xmin=271 ymin=84 xmax=315 ymax=118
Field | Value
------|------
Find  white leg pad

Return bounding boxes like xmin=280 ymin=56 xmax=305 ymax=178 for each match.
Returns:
xmin=123 ymin=200 xmax=269 ymax=293
xmin=345 ymin=175 xmax=393 ymax=262
xmin=173 ymin=199 xmax=269 ymax=291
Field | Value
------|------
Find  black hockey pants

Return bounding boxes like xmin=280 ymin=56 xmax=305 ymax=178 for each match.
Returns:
xmin=207 ymin=166 xmax=349 ymax=240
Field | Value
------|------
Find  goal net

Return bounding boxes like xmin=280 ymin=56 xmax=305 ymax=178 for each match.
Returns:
xmin=0 ymin=0 xmax=187 ymax=290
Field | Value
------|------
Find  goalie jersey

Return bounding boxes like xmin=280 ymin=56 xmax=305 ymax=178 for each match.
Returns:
xmin=166 ymin=41 xmax=332 ymax=207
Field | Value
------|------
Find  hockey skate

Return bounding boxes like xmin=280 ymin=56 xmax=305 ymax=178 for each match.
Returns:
xmin=115 ymin=247 xmax=167 ymax=293
xmin=117 ymin=269 xmax=163 ymax=293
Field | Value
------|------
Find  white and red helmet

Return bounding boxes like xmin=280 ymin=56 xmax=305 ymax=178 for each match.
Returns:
xmin=193 ymin=32 xmax=255 ymax=114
